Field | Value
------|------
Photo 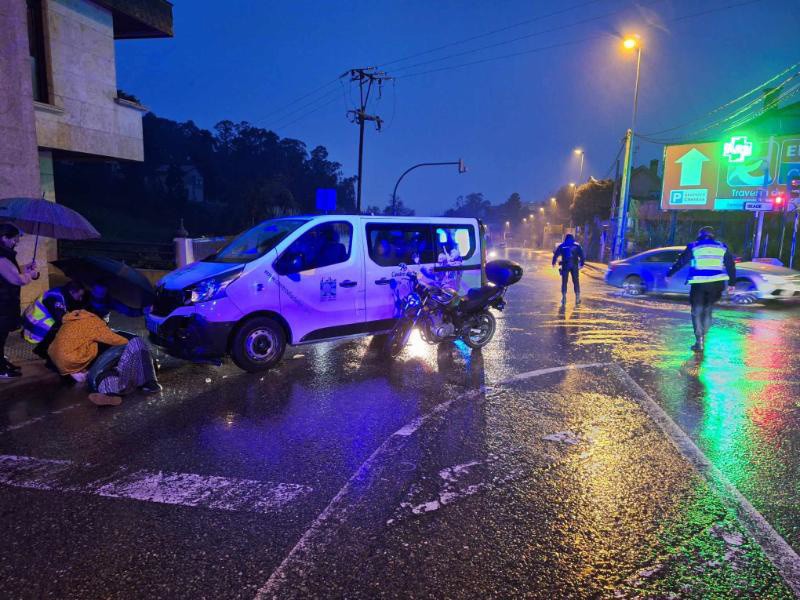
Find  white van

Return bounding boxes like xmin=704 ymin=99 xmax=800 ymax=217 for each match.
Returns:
xmin=146 ymin=215 xmax=486 ymax=372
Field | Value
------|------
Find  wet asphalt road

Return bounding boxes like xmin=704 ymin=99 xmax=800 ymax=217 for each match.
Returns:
xmin=1 ymin=248 xmax=799 ymax=599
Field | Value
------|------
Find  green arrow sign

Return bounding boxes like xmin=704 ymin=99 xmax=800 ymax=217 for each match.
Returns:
xmin=676 ymin=148 xmax=710 ymax=186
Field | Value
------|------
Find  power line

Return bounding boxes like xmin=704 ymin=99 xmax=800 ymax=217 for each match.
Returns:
xmin=268 ymin=86 xmax=342 ymax=130
xmin=258 ymin=77 xmax=341 ymax=122
xmin=396 ymin=35 xmax=609 ymax=80
xmin=395 ymin=0 xmax=769 ymax=80
xmin=390 ymin=0 xmax=663 ymax=75
xmin=639 ymin=77 xmax=800 ymax=144
xmin=272 ymin=96 xmax=342 ymax=133
xmin=378 ymin=0 xmax=610 ymax=70
xmin=641 ymin=61 xmax=800 ymax=137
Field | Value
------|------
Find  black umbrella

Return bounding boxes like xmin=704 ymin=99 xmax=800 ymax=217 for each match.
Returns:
xmin=0 ymin=197 xmax=100 ymax=257
xmin=52 ymin=257 xmax=155 ymax=309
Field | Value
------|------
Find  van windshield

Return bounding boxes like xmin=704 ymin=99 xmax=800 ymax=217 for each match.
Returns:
xmin=206 ymin=219 xmax=310 ymax=263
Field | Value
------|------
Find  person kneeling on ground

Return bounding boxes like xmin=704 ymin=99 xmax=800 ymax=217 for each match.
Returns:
xmin=48 ymin=309 xmax=161 ymax=406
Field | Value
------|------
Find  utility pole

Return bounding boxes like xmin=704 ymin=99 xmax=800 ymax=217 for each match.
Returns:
xmin=613 ymin=37 xmax=643 ymax=260
xmin=344 ymin=67 xmax=392 ymax=213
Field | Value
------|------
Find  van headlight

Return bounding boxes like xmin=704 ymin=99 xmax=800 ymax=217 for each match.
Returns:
xmin=185 ymin=268 xmax=243 ymax=305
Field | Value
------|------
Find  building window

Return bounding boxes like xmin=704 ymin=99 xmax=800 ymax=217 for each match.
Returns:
xmin=26 ymin=0 xmax=49 ymax=103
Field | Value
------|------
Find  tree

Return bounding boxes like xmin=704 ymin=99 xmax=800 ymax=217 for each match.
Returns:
xmin=382 ymin=195 xmax=415 ymax=216
xmin=497 ymin=192 xmax=524 ymax=224
xmin=444 ymin=192 xmax=491 ymax=219
xmin=571 ymin=179 xmax=613 ymax=225
xmin=53 ymin=110 xmax=358 ymax=241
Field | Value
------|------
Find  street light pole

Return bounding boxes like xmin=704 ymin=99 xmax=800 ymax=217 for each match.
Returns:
xmin=613 ymin=37 xmax=642 ymax=260
xmin=391 ymin=160 xmax=466 ymax=215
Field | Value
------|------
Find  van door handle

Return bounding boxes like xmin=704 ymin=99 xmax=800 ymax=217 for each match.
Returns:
xmin=339 ymin=280 xmax=357 ymax=288
xmin=374 ymin=278 xmax=391 ymax=285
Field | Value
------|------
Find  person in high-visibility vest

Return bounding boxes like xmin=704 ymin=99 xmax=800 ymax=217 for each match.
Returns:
xmin=666 ymin=226 xmax=736 ymax=352
xmin=21 ymin=281 xmax=86 ymax=357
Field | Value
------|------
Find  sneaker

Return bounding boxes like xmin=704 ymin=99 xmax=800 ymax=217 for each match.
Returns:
xmin=691 ymin=337 xmax=705 ymax=352
xmin=0 ymin=366 xmax=22 ymax=379
xmin=88 ymin=393 xmax=122 ymax=406
xmin=2 ymin=357 xmax=20 ymax=372
xmin=140 ymin=380 xmax=163 ymax=394
xmin=575 ymin=295 xmax=582 ymax=305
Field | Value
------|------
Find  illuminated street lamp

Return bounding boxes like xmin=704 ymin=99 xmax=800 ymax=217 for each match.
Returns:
xmin=539 ymin=207 xmax=545 ymax=214
xmin=613 ymin=34 xmax=643 ymax=259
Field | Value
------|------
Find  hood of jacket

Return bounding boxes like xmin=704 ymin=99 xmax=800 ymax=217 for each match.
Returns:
xmin=62 ymin=309 xmax=101 ymax=324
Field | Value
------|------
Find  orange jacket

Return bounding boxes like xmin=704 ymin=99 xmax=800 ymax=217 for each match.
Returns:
xmin=48 ymin=310 xmax=128 ymax=375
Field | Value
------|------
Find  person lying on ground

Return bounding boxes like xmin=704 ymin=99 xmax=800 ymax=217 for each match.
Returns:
xmin=86 ymin=337 xmax=161 ymax=406
xmin=48 ymin=309 xmax=160 ymax=405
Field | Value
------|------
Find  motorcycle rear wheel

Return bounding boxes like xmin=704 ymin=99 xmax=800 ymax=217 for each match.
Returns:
xmin=462 ymin=311 xmax=496 ymax=349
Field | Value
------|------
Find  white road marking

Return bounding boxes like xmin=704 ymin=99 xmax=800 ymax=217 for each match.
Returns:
xmin=609 ymin=364 xmax=800 ymax=596
xmin=503 ymin=362 xmax=609 ymax=383
xmin=0 ymin=454 xmax=311 ymax=515
xmin=256 ymin=394 xmax=464 ymax=598
xmin=0 ymin=402 xmax=81 ymax=436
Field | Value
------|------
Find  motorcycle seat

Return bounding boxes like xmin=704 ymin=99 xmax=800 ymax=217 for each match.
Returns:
xmin=461 ymin=285 xmax=499 ymax=311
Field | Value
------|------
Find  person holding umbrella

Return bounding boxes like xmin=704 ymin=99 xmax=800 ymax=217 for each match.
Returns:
xmin=0 ymin=224 xmax=40 ymax=378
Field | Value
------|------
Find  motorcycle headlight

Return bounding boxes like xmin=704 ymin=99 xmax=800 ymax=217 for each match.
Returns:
xmin=185 ymin=268 xmax=243 ymax=305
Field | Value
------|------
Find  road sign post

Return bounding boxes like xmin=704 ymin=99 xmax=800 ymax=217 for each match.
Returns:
xmin=753 ymin=162 xmax=772 ymax=259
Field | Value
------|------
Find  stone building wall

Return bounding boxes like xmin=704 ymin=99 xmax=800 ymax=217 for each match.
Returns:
xmin=34 ymin=0 xmax=146 ymax=161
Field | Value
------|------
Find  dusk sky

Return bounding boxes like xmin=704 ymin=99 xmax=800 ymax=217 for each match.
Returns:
xmin=115 ymin=0 xmax=800 ymax=215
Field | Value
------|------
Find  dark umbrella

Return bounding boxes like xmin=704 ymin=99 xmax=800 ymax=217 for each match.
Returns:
xmin=0 ymin=197 xmax=100 ymax=256
xmin=52 ymin=257 xmax=155 ymax=309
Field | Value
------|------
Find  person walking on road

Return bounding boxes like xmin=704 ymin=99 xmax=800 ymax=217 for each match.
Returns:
xmin=552 ymin=233 xmax=585 ymax=305
xmin=0 ymin=224 xmax=40 ymax=379
xmin=666 ymin=226 xmax=736 ymax=352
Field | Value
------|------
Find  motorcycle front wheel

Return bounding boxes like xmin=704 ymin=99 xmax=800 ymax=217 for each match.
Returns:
xmin=462 ymin=311 xmax=496 ymax=349
xmin=384 ymin=318 xmax=414 ymax=358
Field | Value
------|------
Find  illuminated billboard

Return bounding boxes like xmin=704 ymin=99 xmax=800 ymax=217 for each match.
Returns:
xmin=661 ymin=134 xmax=800 ymax=211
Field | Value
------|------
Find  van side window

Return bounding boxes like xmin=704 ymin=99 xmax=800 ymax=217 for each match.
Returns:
xmin=433 ymin=225 xmax=476 ymax=262
xmin=366 ymin=224 xmax=436 ymax=267
xmin=274 ymin=222 xmax=353 ymax=275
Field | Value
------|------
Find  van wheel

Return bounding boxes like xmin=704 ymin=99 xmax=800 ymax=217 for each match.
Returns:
xmin=230 ymin=317 xmax=286 ymax=372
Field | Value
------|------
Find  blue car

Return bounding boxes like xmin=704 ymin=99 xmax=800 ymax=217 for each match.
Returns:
xmin=604 ymin=246 xmax=800 ymax=300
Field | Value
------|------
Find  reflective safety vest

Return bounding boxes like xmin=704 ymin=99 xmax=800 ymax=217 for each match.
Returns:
xmin=687 ymin=241 xmax=729 ymax=285
xmin=21 ymin=289 xmax=65 ymax=344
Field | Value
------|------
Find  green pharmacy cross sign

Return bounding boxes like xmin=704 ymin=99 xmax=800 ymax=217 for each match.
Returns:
xmin=722 ymin=135 xmax=753 ymax=163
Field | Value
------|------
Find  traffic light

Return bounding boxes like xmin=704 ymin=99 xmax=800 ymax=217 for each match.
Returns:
xmin=774 ymin=194 xmax=785 ymax=210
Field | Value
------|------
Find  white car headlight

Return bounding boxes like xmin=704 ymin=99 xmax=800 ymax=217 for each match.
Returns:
xmin=185 ymin=268 xmax=242 ymax=304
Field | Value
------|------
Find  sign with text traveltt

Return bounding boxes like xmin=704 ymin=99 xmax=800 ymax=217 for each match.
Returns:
xmin=661 ymin=134 xmax=800 ymax=211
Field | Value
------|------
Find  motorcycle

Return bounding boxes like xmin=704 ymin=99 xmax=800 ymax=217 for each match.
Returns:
xmin=384 ymin=259 xmax=523 ymax=358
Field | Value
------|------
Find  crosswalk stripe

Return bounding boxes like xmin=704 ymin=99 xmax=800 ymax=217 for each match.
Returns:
xmin=0 ymin=455 xmax=312 ymax=514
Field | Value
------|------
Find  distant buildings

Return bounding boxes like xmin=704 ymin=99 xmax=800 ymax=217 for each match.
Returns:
xmin=0 ymin=0 xmax=173 ymax=304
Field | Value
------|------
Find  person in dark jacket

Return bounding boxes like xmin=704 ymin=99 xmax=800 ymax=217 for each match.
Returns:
xmin=22 ymin=280 xmax=86 ymax=358
xmin=552 ymin=233 xmax=585 ymax=305
xmin=0 ymin=224 xmax=40 ymax=378
xmin=666 ymin=226 xmax=736 ymax=352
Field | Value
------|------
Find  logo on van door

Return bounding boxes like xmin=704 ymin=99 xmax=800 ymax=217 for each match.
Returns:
xmin=320 ymin=277 xmax=337 ymax=301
